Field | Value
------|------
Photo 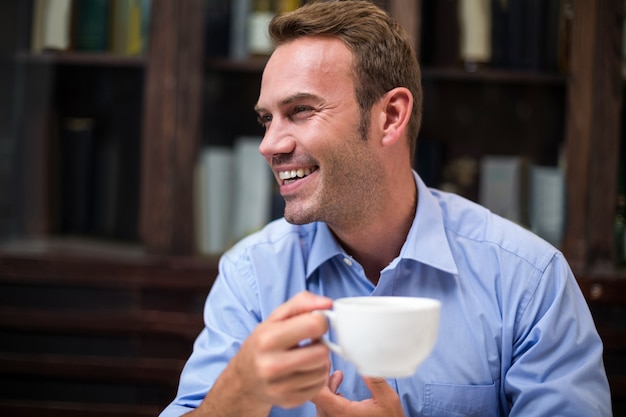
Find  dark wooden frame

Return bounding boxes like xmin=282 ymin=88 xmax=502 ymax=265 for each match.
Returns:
xmin=562 ymin=0 xmax=624 ymax=274
xmin=140 ymin=0 xmax=204 ymax=255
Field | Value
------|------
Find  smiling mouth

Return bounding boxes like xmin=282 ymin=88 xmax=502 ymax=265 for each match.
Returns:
xmin=278 ymin=166 xmax=318 ymax=185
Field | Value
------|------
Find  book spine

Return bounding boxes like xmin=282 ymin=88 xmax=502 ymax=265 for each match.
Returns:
xmin=490 ymin=0 xmax=509 ymax=68
xmin=109 ymin=0 xmax=128 ymax=55
xmin=478 ymin=155 xmax=526 ymax=225
xmin=125 ymin=0 xmax=143 ymax=55
xmin=231 ymin=136 xmax=272 ymax=241
xmin=529 ymin=165 xmax=565 ymax=246
xmin=458 ymin=0 xmax=492 ymax=67
xmin=40 ymin=0 xmax=74 ymax=51
xmin=59 ymin=117 xmax=95 ymax=235
xmin=30 ymin=0 xmax=46 ymax=52
xmin=140 ymin=0 xmax=151 ymax=54
xmin=229 ymin=0 xmax=251 ymax=59
xmin=506 ymin=0 xmax=525 ymax=68
xmin=75 ymin=0 xmax=109 ymax=51
xmin=204 ymin=0 xmax=231 ymax=58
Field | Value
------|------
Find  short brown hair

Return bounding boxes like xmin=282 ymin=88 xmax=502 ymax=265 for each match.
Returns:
xmin=269 ymin=0 xmax=422 ymax=157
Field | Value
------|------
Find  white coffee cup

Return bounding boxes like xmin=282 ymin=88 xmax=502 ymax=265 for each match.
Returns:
xmin=318 ymin=296 xmax=441 ymax=378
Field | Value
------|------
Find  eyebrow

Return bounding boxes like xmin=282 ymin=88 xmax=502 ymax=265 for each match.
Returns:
xmin=254 ymin=92 xmax=320 ymax=114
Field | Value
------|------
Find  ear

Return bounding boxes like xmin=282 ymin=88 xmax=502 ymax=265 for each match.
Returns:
xmin=377 ymin=87 xmax=413 ymax=147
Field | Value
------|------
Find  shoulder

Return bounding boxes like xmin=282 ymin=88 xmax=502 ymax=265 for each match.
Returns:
xmin=218 ymin=219 xmax=319 ymax=286
xmin=431 ymin=188 xmax=560 ymax=275
xmin=210 ymin=219 xmax=319 ymax=316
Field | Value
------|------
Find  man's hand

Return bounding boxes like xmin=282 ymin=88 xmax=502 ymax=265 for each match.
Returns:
xmin=313 ymin=372 xmax=406 ymax=417
xmin=192 ymin=291 xmax=333 ymax=417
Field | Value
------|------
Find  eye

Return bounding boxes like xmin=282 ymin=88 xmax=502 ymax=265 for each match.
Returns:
xmin=257 ymin=114 xmax=272 ymax=129
xmin=291 ymin=105 xmax=313 ymax=120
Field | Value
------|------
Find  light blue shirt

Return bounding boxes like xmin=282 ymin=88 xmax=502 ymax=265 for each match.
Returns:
xmin=160 ymin=173 xmax=611 ymax=417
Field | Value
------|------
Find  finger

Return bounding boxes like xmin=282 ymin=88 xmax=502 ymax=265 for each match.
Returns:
xmin=328 ymin=370 xmax=343 ymax=394
xmin=260 ymin=310 xmax=330 ymax=350
xmin=270 ymin=365 xmax=329 ymax=398
xmin=363 ymin=377 xmax=394 ymax=401
xmin=261 ymin=342 xmax=329 ymax=382
xmin=268 ymin=291 xmax=333 ymax=322
xmin=312 ymin=382 xmax=345 ymax=410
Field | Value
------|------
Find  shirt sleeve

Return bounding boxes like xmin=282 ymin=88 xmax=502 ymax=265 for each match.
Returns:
xmin=504 ymin=252 xmax=611 ymax=416
xmin=159 ymin=251 xmax=262 ymax=416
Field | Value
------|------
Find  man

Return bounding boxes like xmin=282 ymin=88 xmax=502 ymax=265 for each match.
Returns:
xmin=160 ymin=1 xmax=611 ymax=416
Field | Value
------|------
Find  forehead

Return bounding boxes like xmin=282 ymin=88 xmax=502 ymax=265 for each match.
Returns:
xmin=257 ymin=37 xmax=355 ymax=109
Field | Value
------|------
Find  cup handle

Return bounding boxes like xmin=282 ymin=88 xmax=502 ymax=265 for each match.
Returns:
xmin=316 ymin=310 xmax=343 ymax=356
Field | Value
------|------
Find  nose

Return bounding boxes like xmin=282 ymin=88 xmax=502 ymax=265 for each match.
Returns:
xmin=258 ymin=119 xmax=295 ymax=160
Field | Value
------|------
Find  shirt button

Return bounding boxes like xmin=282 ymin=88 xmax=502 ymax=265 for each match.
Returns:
xmin=343 ymin=257 xmax=353 ymax=266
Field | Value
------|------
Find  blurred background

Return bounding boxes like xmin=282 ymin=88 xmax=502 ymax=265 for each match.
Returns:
xmin=0 ymin=0 xmax=623 ymax=415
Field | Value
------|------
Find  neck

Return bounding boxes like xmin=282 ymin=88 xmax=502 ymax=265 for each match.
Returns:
xmin=330 ymin=177 xmax=417 ymax=285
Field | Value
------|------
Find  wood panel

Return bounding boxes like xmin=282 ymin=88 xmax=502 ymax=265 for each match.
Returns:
xmin=586 ymin=0 xmax=625 ymax=269
xmin=562 ymin=0 xmax=624 ymax=272
xmin=140 ymin=0 xmax=204 ymax=255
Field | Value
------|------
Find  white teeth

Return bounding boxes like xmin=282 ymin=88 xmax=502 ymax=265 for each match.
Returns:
xmin=279 ymin=167 xmax=313 ymax=180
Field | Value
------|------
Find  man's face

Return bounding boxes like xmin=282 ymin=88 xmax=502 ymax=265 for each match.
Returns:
xmin=256 ymin=37 xmax=384 ymax=229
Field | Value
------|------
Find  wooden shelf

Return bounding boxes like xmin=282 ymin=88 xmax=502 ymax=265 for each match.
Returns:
xmin=0 ymin=239 xmax=219 ymax=289
xmin=0 ymin=352 xmax=185 ymax=384
xmin=0 ymin=400 xmax=161 ymax=417
xmin=421 ymin=66 xmax=566 ymax=85
xmin=15 ymin=51 xmax=146 ymax=67
xmin=205 ymin=56 xmax=269 ymax=73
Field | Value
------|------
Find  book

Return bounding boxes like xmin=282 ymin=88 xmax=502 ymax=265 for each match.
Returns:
xmin=195 ymin=146 xmax=234 ymax=255
xmin=458 ymin=0 xmax=491 ymax=66
xmin=543 ymin=0 xmax=562 ymax=72
xmin=229 ymin=0 xmax=251 ymax=59
xmin=490 ymin=0 xmax=509 ymax=68
xmin=89 ymin=75 xmax=142 ymax=240
xmin=247 ymin=0 xmax=274 ymax=56
xmin=523 ymin=0 xmax=546 ymax=70
xmin=276 ymin=0 xmax=300 ymax=13
xmin=528 ymin=165 xmax=565 ymax=246
xmin=195 ymin=139 xmax=273 ymax=254
xmin=421 ymin=0 xmax=460 ymax=67
xmin=505 ymin=0 xmax=525 ymax=69
xmin=91 ymin=129 xmax=119 ymax=236
xmin=58 ymin=117 xmax=95 ymax=235
xmin=231 ymin=136 xmax=272 ymax=242
xmin=74 ymin=0 xmax=109 ymax=52
xmin=204 ymin=0 xmax=230 ymax=58
xmin=478 ymin=155 xmax=527 ymax=225
xmin=110 ymin=0 xmax=147 ymax=56
xmin=495 ymin=0 xmax=561 ymax=71
xmin=110 ymin=105 xmax=141 ymax=241
xmin=126 ymin=0 xmax=144 ymax=55
xmin=140 ymin=0 xmax=151 ymax=54
xmin=30 ymin=0 xmax=46 ymax=53
xmin=31 ymin=0 xmax=73 ymax=52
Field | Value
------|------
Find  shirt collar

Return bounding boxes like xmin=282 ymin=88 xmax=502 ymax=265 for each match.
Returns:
xmin=305 ymin=171 xmax=458 ymax=279
xmin=397 ymin=171 xmax=458 ymax=275
xmin=306 ymin=222 xmax=345 ymax=279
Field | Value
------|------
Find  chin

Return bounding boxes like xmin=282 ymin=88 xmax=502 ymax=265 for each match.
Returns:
xmin=284 ymin=213 xmax=311 ymax=226
xmin=283 ymin=205 xmax=317 ymax=226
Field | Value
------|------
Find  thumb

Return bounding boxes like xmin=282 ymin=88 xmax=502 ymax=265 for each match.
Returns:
xmin=363 ymin=377 xmax=393 ymax=401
